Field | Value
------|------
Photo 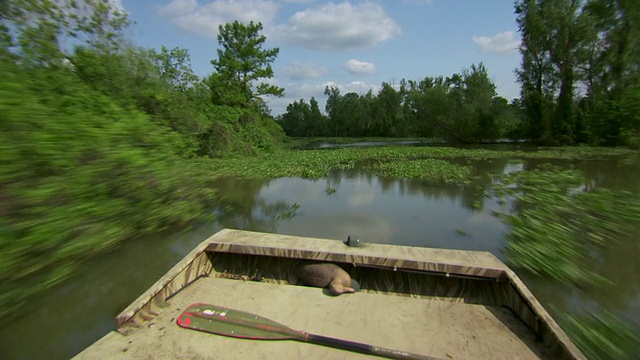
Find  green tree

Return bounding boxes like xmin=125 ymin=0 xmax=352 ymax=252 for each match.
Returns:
xmin=375 ymin=83 xmax=403 ymax=136
xmin=153 ymin=46 xmax=198 ymax=92
xmin=580 ymin=0 xmax=640 ymax=145
xmin=460 ymin=63 xmax=500 ymax=141
xmin=516 ymin=0 xmax=559 ymax=142
xmin=404 ymin=64 xmax=502 ymax=142
xmin=307 ymin=97 xmax=329 ymax=136
xmin=280 ymin=99 xmax=312 ymax=137
xmin=324 ymin=85 xmax=345 ymax=136
xmin=209 ymin=21 xmax=284 ymax=109
xmin=513 ymin=0 xmax=637 ymax=145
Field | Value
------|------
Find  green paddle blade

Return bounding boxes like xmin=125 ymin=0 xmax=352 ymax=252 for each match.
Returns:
xmin=177 ymin=303 xmax=299 ymax=340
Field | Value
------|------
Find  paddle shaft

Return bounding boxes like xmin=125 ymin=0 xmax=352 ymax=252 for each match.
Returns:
xmin=302 ymin=332 xmax=439 ymax=360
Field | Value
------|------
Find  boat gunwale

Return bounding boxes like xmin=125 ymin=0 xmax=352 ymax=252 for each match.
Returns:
xmin=205 ymin=242 xmax=511 ymax=282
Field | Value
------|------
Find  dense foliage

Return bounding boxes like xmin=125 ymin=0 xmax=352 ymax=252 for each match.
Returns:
xmin=0 ymin=1 xmax=285 ymax=317
xmin=279 ymin=63 xmax=521 ymax=143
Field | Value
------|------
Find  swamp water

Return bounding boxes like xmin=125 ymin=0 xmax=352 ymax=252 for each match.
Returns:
xmin=1 ymin=153 xmax=639 ymax=359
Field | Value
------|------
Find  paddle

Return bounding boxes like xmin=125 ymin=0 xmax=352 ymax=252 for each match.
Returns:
xmin=177 ymin=303 xmax=440 ymax=360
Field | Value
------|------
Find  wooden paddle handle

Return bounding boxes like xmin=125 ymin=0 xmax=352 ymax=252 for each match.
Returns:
xmin=306 ymin=333 xmax=441 ymax=360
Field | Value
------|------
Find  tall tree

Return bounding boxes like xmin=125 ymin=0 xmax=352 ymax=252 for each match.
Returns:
xmin=515 ymin=0 xmax=606 ymax=144
xmin=580 ymin=0 xmax=640 ymax=145
xmin=209 ymin=21 xmax=284 ymax=109
xmin=516 ymin=0 xmax=559 ymax=142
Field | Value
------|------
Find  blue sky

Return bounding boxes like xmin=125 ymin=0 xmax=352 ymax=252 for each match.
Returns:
xmin=121 ymin=0 xmax=522 ymax=115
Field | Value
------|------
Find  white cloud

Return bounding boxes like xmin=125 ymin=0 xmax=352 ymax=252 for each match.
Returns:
xmin=402 ymin=0 xmax=434 ymax=4
xmin=275 ymin=2 xmax=401 ymax=51
xmin=322 ymin=80 xmax=379 ymax=95
xmin=471 ymin=31 xmax=520 ymax=55
xmin=342 ymin=59 xmax=377 ymax=75
xmin=156 ymin=0 xmax=279 ymax=39
xmin=281 ymin=61 xmax=329 ymax=80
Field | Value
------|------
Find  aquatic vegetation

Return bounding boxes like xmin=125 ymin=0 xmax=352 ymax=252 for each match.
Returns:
xmin=366 ymin=158 xmax=471 ymax=184
xmin=325 ymin=187 xmax=337 ymax=195
xmin=206 ymin=146 xmax=637 ymax=182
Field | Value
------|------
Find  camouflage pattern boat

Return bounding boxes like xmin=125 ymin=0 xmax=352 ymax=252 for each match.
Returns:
xmin=75 ymin=228 xmax=585 ymax=359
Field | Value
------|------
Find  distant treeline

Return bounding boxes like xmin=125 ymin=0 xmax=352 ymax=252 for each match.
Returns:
xmin=280 ymin=0 xmax=640 ymax=147
xmin=279 ymin=63 xmax=521 ymax=143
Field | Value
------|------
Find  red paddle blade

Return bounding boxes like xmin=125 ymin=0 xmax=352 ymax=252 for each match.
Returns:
xmin=177 ymin=303 xmax=300 ymax=340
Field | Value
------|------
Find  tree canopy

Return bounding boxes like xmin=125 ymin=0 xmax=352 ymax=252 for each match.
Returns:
xmin=209 ymin=20 xmax=284 ymax=109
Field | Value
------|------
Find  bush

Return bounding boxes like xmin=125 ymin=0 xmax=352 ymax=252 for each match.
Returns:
xmin=0 ymin=62 xmax=217 ymax=318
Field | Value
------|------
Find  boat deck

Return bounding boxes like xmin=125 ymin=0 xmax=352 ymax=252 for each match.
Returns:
xmin=76 ymin=276 xmax=550 ymax=359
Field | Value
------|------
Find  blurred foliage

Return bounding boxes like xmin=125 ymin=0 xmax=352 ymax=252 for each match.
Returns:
xmin=0 ymin=1 xmax=285 ymax=318
xmin=561 ymin=311 xmax=640 ymax=359
xmin=492 ymin=167 xmax=640 ymax=285
xmin=488 ymin=164 xmax=640 ymax=358
xmin=0 ymin=61 xmax=217 ymax=318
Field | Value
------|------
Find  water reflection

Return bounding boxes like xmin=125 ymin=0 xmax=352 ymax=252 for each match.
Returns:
xmin=212 ymin=170 xmax=508 ymax=254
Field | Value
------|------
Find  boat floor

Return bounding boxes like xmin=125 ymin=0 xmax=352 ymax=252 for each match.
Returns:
xmin=75 ymin=276 xmax=551 ymax=359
